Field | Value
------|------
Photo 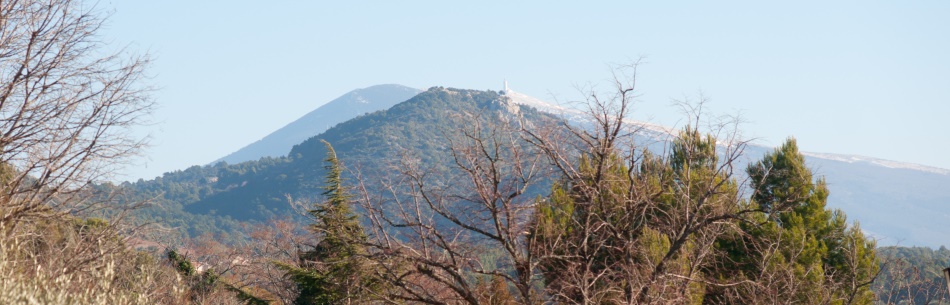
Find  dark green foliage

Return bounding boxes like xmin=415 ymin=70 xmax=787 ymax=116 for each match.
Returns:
xmin=167 ymin=250 xmax=196 ymax=277
xmin=277 ymin=141 xmax=377 ymax=305
xmin=533 ymin=131 xmax=879 ymax=304
xmin=95 ymin=162 xmax=252 ymax=244
xmin=746 ymin=139 xmax=813 ymax=214
xmin=712 ymin=138 xmax=878 ymax=304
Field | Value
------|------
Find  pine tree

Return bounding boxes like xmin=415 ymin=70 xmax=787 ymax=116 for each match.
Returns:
xmin=279 ymin=140 xmax=374 ymax=305
xmin=532 ymin=127 xmax=736 ymax=304
xmin=716 ymin=138 xmax=878 ymax=304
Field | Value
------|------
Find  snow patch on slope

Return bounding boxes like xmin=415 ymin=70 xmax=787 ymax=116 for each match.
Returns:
xmin=504 ymin=89 xmax=675 ymax=139
xmin=802 ymin=152 xmax=950 ymax=176
xmin=504 ymin=88 xmax=949 ymax=177
xmin=505 ymin=90 xmax=573 ymax=114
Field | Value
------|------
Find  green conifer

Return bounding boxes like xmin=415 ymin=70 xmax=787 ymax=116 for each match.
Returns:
xmin=279 ymin=140 xmax=374 ymax=305
xmin=725 ymin=138 xmax=878 ymax=304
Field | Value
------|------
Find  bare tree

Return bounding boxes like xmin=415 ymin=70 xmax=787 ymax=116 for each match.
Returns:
xmin=349 ymin=63 xmax=753 ymax=304
xmin=521 ymin=62 xmax=764 ymax=304
xmin=0 ymin=0 xmax=152 ymax=229
xmin=350 ymin=64 xmax=878 ymax=304
xmin=0 ymin=2 xmax=163 ymax=302
xmin=171 ymin=220 xmax=307 ymax=305
xmin=353 ymin=90 xmax=554 ymax=304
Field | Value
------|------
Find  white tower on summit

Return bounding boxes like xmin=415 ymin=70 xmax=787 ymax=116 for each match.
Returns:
xmin=503 ymin=79 xmax=509 ymax=95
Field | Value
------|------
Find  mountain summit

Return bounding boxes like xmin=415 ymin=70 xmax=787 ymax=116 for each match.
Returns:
xmin=215 ymin=84 xmax=421 ymax=164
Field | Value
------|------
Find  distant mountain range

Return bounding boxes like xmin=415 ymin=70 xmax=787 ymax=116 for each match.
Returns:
xmin=121 ymin=84 xmax=949 ymax=248
xmin=504 ymin=87 xmax=950 ymax=247
xmin=800 ymin=153 xmax=950 ymax=247
xmin=215 ymin=84 xmax=421 ymax=164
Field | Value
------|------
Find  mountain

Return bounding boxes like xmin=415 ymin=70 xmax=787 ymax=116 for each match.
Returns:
xmin=215 ymin=84 xmax=421 ymax=165
xmin=112 ymin=86 xmax=545 ymax=240
xmin=801 ymin=153 xmax=950 ymax=247
xmin=119 ymin=85 xmax=950 ymax=248
xmin=181 ymin=87 xmax=551 ymax=221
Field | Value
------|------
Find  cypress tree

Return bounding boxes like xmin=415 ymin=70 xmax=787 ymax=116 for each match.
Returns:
xmin=280 ymin=140 xmax=374 ymax=305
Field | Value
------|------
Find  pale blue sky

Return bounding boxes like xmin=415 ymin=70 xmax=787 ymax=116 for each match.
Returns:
xmin=102 ymin=1 xmax=950 ymax=180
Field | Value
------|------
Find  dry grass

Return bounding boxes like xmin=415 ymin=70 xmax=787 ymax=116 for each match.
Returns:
xmin=0 ymin=217 xmax=190 ymax=305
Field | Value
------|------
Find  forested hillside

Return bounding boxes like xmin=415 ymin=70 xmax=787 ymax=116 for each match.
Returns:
xmin=108 ymin=87 xmax=552 ymax=240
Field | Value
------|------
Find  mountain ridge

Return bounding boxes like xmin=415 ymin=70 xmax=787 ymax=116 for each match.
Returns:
xmin=181 ymin=87 xmax=550 ymax=221
xmin=120 ymin=84 xmax=950 ymax=247
xmin=215 ymin=84 xmax=421 ymax=165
